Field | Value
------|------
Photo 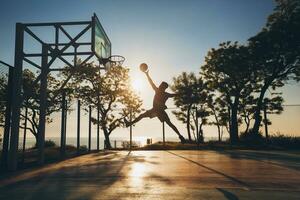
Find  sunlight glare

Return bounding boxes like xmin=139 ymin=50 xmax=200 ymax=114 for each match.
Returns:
xmin=128 ymin=162 xmax=146 ymax=187
xmin=131 ymin=76 xmax=145 ymax=93
xmin=134 ymin=136 xmax=148 ymax=146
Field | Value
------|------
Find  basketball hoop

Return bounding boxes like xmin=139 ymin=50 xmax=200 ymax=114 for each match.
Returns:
xmin=100 ymin=55 xmax=125 ymax=69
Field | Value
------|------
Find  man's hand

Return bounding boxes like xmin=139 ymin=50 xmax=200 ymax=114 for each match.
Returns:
xmin=144 ymin=70 xmax=149 ymax=75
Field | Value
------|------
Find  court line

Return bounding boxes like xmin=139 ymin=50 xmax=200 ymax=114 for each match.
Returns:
xmin=166 ymin=151 xmax=251 ymax=190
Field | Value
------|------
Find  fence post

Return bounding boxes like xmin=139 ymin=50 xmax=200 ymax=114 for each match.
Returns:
xmin=195 ymin=107 xmax=199 ymax=150
xmin=8 ymin=23 xmax=24 ymax=171
xmin=60 ymin=91 xmax=66 ymax=157
xmin=88 ymin=105 xmax=92 ymax=151
xmin=22 ymin=104 xmax=28 ymax=163
xmin=162 ymin=122 xmax=165 ymax=146
xmin=263 ymin=105 xmax=269 ymax=139
xmin=114 ymin=140 xmax=117 ymax=149
xmin=64 ymin=98 xmax=67 ymax=147
xmin=77 ymin=99 xmax=80 ymax=154
xmin=97 ymin=105 xmax=100 ymax=151
xmin=130 ymin=110 xmax=132 ymax=150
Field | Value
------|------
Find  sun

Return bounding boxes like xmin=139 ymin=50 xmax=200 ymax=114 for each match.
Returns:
xmin=131 ymin=77 xmax=145 ymax=92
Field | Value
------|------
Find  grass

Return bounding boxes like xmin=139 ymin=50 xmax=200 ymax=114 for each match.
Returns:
xmin=138 ymin=141 xmax=263 ymax=150
xmin=138 ymin=135 xmax=300 ymax=151
xmin=0 ymin=143 xmax=89 ymax=173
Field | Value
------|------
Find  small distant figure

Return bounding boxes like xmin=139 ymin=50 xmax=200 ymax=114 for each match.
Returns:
xmin=124 ymin=63 xmax=186 ymax=143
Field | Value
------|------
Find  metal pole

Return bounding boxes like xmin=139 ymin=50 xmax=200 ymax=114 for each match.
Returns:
xmin=22 ymin=105 xmax=28 ymax=163
xmin=77 ymin=99 xmax=80 ymax=154
xmin=1 ymin=66 xmax=13 ymax=169
xmin=162 ymin=122 xmax=165 ymax=146
xmin=64 ymin=99 xmax=67 ymax=148
xmin=195 ymin=107 xmax=199 ymax=149
xmin=60 ymin=91 xmax=66 ymax=156
xmin=97 ymin=105 xmax=100 ymax=151
xmin=263 ymin=105 xmax=269 ymax=139
xmin=8 ymin=23 xmax=24 ymax=171
xmin=129 ymin=110 xmax=132 ymax=150
xmin=88 ymin=105 xmax=92 ymax=151
xmin=37 ymin=44 xmax=49 ymax=165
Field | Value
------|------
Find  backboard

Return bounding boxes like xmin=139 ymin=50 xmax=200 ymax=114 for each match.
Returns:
xmin=91 ymin=14 xmax=111 ymax=60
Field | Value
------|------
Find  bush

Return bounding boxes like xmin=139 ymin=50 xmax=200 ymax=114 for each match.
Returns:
xmin=121 ymin=141 xmax=140 ymax=149
xmin=79 ymin=145 xmax=88 ymax=152
xmin=45 ymin=140 xmax=56 ymax=147
xmin=33 ymin=140 xmax=56 ymax=149
xmin=269 ymin=134 xmax=300 ymax=149
xmin=240 ymin=130 xmax=265 ymax=145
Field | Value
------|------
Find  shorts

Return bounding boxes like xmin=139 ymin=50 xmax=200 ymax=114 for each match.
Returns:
xmin=145 ymin=107 xmax=170 ymax=122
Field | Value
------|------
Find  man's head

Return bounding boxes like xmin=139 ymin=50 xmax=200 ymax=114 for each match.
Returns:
xmin=158 ymin=81 xmax=168 ymax=91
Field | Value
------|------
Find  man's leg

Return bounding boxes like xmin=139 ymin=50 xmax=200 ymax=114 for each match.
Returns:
xmin=159 ymin=110 xmax=186 ymax=143
xmin=165 ymin=119 xmax=186 ymax=143
xmin=125 ymin=110 xmax=151 ymax=127
xmin=165 ymin=119 xmax=180 ymax=136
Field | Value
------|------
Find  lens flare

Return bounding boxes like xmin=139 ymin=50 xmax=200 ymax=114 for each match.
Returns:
xmin=131 ymin=77 xmax=144 ymax=92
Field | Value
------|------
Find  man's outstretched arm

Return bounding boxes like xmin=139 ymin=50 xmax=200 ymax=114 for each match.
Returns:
xmin=145 ymin=71 xmax=158 ymax=91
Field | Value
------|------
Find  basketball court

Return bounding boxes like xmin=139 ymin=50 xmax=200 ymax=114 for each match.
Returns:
xmin=1 ymin=150 xmax=299 ymax=199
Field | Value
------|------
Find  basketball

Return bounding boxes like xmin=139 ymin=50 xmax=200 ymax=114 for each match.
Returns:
xmin=139 ymin=63 xmax=148 ymax=72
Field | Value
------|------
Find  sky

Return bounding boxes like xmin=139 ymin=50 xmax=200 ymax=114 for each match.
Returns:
xmin=0 ymin=0 xmax=299 ymax=142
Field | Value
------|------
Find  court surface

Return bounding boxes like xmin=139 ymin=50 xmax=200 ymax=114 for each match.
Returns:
xmin=0 ymin=150 xmax=300 ymax=200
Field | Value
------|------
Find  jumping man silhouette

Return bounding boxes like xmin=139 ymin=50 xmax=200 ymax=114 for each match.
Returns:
xmin=124 ymin=64 xmax=186 ymax=143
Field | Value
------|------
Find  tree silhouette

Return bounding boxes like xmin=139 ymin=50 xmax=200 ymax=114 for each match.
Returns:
xmin=19 ymin=69 xmax=70 ymax=143
xmin=239 ymin=94 xmax=256 ymax=134
xmin=202 ymin=42 xmax=255 ymax=144
xmin=207 ymin=95 xmax=229 ymax=141
xmin=172 ymin=72 xmax=207 ymax=141
xmin=193 ymin=105 xmax=210 ymax=143
xmin=69 ymin=63 xmax=142 ymax=149
xmin=249 ymin=0 xmax=300 ymax=134
xmin=262 ymin=94 xmax=284 ymax=138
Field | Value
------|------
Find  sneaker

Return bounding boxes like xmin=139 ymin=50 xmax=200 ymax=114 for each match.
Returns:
xmin=124 ymin=118 xmax=130 ymax=127
xmin=179 ymin=135 xmax=186 ymax=144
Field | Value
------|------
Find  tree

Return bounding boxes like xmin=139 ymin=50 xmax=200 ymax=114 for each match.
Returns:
xmin=120 ymin=89 xmax=144 ymax=121
xmin=239 ymin=94 xmax=256 ymax=134
xmin=19 ymin=69 xmax=71 ymax=143
xmin=262 ymin=94 xmax=284 ymax=138
xmin=207 ymin=95 xmax=230 ymax=141
xmin=193 ymin=105 xmax=210 ymax=143
xmin=202 ymin=42 xmax=255 ymax=144
xmin=249 ymin=0 xmax=300 ymax=134
xmin=172 ymin=72 xmax=207 ymax=141
xmin=70 ymin=63 xmax=142 ymax=149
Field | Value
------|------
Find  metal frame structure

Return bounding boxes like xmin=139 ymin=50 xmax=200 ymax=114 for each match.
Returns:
xmin=8 ymin=14 xmax=110 ymax=171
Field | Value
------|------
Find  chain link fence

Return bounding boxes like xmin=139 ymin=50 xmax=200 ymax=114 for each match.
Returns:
xmin=0 ymin=61 xmax=13 ymax=153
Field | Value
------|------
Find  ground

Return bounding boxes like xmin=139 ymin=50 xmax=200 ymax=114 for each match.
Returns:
xmin=0 ymin=150 xmax=299 ymax=200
